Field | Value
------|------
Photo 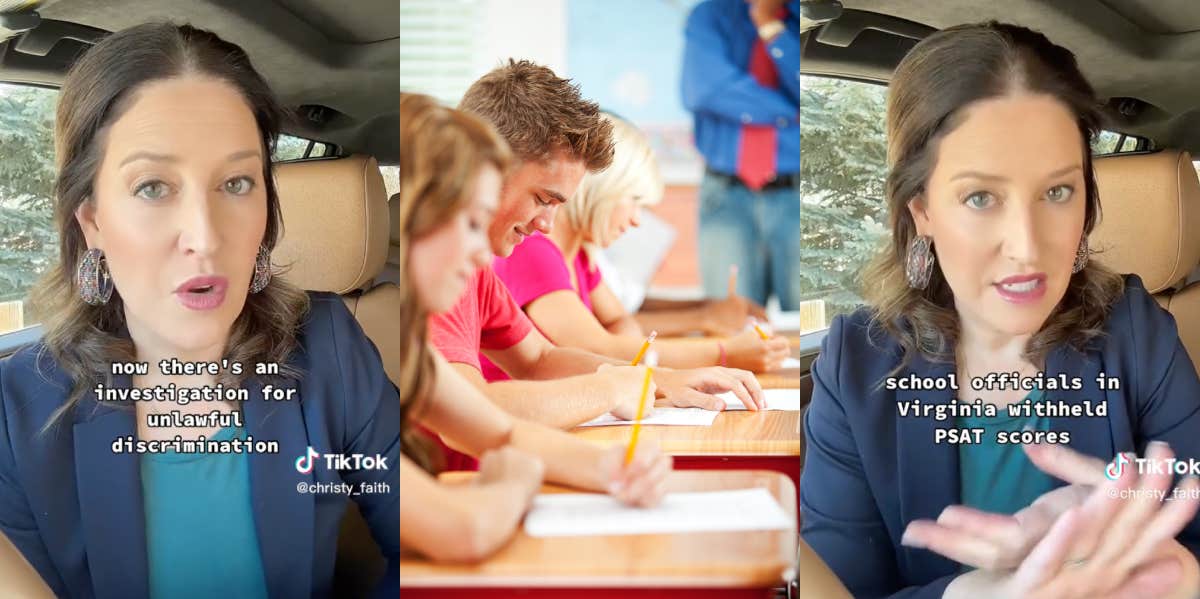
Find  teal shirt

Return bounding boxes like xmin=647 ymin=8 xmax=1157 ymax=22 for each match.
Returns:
xmin=956 ymin=389 xmax=1058 ymax=516
xmin=140 ymin=425 xmax=269 ymax=599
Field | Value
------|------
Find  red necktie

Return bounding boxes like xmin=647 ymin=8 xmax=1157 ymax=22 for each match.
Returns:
xmin=736 ymin=29 xmax=781 ymax=190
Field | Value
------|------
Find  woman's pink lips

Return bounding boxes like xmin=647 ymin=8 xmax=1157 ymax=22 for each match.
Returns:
xmin=996 ymin=273 xmax=1045 ymax=285
xmin=174 ymin=276 xmax=228 ymax=311
xmin=993 ymin=273 xmax=1047 ymax=304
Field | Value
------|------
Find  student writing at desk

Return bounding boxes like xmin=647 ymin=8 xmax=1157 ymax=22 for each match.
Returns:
xmin=398 ymin=94 xmax=671 ymax=562
xmin=492 ymin=113 xmax=791 ymax=373
xmin=427 ymin=61 xmax=766 ymax=441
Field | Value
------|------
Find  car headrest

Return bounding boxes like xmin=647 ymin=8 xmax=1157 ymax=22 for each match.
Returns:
xmin=274 ymin=155 xmax=389 ymax=294
xmin=1092 ymin=149 xmax=1200 ymax=293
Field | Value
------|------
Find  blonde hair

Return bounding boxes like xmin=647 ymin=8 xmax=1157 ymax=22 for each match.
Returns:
xmin=398 ymin=93 xmax=512 ymax=472
xmin=565 ymin=114 xmax=663 ymax=250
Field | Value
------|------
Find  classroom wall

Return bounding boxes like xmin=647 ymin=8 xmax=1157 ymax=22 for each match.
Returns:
xmin=649 ymin=185 xmax=701 ymax=293
xmin=478 ymin=0 xmax=568 ymax=76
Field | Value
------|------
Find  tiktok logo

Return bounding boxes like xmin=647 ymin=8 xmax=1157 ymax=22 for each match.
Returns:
xmin=1105 ymin=453 xmax=1130 ymax=480
xmin=295 ymin=446 xmax=320 ymax=473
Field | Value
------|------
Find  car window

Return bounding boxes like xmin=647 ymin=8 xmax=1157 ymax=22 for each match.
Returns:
xmin=379 ymin=166 xmax=398 ymax=199
xmin=273 ymin=134 xmax=335 ymax=161
xmin=800 ymin=74 xmax=1147 ymax=334
xmin=1092 ymin=130 xmax=1147 ymax=155
xmin=800 ymin=76 xmax=888 ymax=333
xmin=0 ymin=83 xmax=58 ymax=336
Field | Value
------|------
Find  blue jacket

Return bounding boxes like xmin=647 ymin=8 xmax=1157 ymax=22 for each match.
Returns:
xmin=0 ymin=293 xmax=399 ymax=598
xmin=681 ymin=0 xmax=800 ymax=176
xmin=801 ymin=275 xmax=1200 ymax=598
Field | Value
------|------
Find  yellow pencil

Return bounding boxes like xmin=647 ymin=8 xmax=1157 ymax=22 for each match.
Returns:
xmin=753 ymin=322 xmax=770 ymax=341
xmin=624 ymin=366 xmax=654 ymax=465
xmin=631 ymin=330 xmax=657 ymax=366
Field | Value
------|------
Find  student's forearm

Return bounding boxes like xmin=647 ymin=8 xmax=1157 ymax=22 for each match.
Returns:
xmin=483 ymin=374 xmax=617 ymax=429
xmin=633 ymin=307 xmax=709 ymax=337
xmin=654 ymin=339 xmax=722 ymax=368
xmin=441 ymin=482 xmax=525 ymax=561
xmin=400 ymin=463 xmax=532 ymax=563
xmin=603 ymin=315 xmax=643 ymax=337
xmin=572 ymin=330 xmax=719 ymax=369
xmin=531 ymin=346 xmax=620 ymax=378
xmin=511 ymin=420 xmax=608 ymax=492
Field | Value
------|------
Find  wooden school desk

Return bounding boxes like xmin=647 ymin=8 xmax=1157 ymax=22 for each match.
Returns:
xmin=572 ymin=402 xmax=801 ymax=493
xmin=399 ymin=470 xmax=797 ymax=598
xmin=757 ymin=367 xmax=800 ymax=389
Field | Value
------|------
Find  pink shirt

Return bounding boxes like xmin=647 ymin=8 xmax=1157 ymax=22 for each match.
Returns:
xmin=485 ymin=233 xmax=603 ymax=381
xmin=427 ymin=266 xmax=534 ymax=471
xmin=428 ymin=266 xmax=533 ymax=372
xmin=494 ymin=232 xmax=603 ymax=310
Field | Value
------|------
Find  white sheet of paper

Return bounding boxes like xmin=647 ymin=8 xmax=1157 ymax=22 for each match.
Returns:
xmin=577 ymin=407 xmax=720 ymax=427
xmin=719 ymin=388 xmax=802 ymax=411
xmin=770 ymin=311 xmax=801 ymax=331
xmin=524 ymin=488 xmax=792 ymax=537
xmin=780 ymin=357 xmax=801 ymax=369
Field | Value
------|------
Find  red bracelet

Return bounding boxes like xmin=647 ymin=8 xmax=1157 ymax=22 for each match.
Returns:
xmin=717 ymin=342 xmax=727 ymax=367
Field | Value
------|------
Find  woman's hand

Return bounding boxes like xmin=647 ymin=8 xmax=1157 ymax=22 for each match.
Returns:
xmin=912 ymin=442 xmax=1200 ymax=598
xmin=598 ymin=441 xmax=672 ymax=507
xmin=903 ymin=442 xmax=1191 ymax=571
xmin=724 ymin=328 xmax=792 ymax=372
xmin=945 ymin=534 xmax=1194 ymax=599
xmin=652 ymin=366 xmax=765 ymax=411
xmin=902 ymin=442 xmax=1100 ymax=570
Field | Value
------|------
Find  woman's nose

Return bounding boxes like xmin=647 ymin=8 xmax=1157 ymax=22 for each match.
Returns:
xmin=178 ymin=192 xmax=221 ymax=257
xmin=1001 ymin=204 xmax=1040 ymax=264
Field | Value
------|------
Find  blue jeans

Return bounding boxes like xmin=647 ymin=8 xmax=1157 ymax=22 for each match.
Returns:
xmin=698 ymin=172 xmax=800 ymax=310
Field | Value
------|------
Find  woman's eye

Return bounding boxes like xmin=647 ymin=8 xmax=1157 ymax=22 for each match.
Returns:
xmin=1046 ymin=184 xmax=1074 ymax=203
xmin=224 ymin=176 xmax=255 ymax=195
xmin=134 ymin=181 xmax=169 ymax=201
xmin=964 ymin=192 xmax=994 ymax=209
xmin=534 ymin=195 xmax=550 ymax=207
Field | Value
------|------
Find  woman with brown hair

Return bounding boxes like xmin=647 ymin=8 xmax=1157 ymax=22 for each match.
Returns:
xmin=398 ymin=93 xmax=671 ymax=562
xmin=801 ymin=22 xmax=1200 ymax=598
xmin=0 ymin=23 xmax=398 ymax=597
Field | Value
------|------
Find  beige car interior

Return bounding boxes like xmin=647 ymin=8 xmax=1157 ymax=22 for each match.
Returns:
xmin=274 ymin=154 xmax=395 ymax=593
xmin=1091 ymin=149 xmax=1200 ymax=368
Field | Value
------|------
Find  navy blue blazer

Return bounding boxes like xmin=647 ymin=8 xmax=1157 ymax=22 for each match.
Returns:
xmin=801 ymin=275 xmax=1200 ymax=598
xmin=0 ymin=293 xmax=399 ymax=598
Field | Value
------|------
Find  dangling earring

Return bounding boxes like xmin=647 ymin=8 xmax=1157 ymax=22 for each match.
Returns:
xmin=1072 ymin=236 xmax=1089 ymax=274
xmin=77 ymin=247 xmax=114 ymax=305
xmin=906 ymin=235 xmax=936 ymax=290
xmin=249 ymin=245 xmax=272 ymax=293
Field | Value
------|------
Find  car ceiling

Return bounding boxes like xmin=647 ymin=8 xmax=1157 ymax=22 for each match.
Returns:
xmin=802 ymin=0 xmax=1200 ymax=157
xmin=0 ymin=0 xmax=399 ymax=163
